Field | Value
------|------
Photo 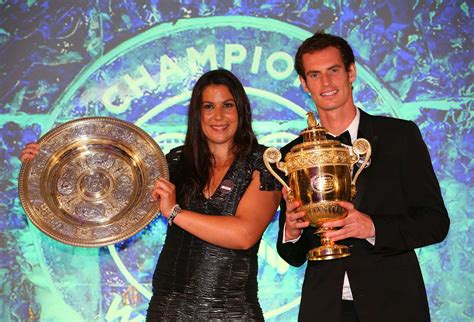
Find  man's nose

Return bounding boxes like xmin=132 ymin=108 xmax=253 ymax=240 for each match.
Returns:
xmin=321 ymin=73 xmax=331 ymax=86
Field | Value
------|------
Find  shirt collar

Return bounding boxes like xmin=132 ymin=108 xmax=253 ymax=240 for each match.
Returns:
xmin=326 ymin=107 xmax=360 ymax=143
xmin=347 ymin=107 xmax=360 ymax=143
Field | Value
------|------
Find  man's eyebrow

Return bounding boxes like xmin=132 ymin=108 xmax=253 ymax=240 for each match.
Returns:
xmin=328 ymin=64 xmax=343 ymax=69
xmin=305 ymin=69 xmax=320 ymax=75
xmin=305 ymin=64 xmax=343 ymax=75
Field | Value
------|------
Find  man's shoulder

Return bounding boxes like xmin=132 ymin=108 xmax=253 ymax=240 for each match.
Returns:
xmin=362 ymin=110 xmax=418 ymax=133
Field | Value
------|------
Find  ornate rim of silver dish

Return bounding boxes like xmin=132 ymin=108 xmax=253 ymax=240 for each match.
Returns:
xmin=18 ymin=117 xmax=169 ymax=247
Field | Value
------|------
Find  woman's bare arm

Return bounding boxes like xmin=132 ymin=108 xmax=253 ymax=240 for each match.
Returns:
xmin=153 ymin=171 xmax=281 ymax=250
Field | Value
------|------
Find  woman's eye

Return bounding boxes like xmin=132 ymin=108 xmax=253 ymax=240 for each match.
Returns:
xmin=224 ymin=102 xmax=235 ymax=108
xmin=202 ymin=103 xmax=213 ymax=109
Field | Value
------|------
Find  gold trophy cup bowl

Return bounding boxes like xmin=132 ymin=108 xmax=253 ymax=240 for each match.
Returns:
xmin=264 ymin=112 xmax=371 ymax=261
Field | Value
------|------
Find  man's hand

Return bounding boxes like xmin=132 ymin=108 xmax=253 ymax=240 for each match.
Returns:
xmin=283 ymin=187 xmax=310 ymax=240
xmin=323 ymin=201 xmax=375 ymax=241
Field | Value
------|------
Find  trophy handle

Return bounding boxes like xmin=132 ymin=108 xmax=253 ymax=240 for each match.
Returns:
xmin=263 ymin=147 xmax=290 ymax=192
xmin=350 ymin=138 xmax=372 ymax=191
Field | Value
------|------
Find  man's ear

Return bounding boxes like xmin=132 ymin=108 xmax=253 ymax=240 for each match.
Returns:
xmin=299 ymin=75 xmax=309 ymax=93
xmin=348 ymin=63 xmax=356 ymax=83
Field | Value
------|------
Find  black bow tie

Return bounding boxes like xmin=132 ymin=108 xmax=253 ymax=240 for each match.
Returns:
xmin=326 ymin=130 xmax=352 ymax=146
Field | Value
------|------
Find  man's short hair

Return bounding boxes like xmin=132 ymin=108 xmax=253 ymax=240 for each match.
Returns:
xmin=294 ymin=31 xmax=355 ymax=79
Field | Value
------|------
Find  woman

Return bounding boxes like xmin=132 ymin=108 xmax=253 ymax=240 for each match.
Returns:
xmin=20 ymin=69 xmax=281 ymax=320
xmin=147 ymin=69 xmax=281 ymax=320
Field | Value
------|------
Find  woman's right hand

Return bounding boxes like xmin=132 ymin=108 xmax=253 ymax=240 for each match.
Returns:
xmin=20 ymin=143 xmax=40 ymax=162
xmin=283 ymin=187 xmax=310 ymax=241
xmin=151 ymin=178 xmax=177 ymax=219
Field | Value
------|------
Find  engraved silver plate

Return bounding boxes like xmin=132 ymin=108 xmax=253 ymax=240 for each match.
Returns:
xmin=18 ymin=117 xmax=168 ymax=247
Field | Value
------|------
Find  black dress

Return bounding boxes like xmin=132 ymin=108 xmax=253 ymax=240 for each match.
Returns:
xmin=146 ymin=145 xmax=280 ymax=321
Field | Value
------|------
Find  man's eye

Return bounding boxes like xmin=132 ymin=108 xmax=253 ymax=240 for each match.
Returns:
xmin=309 ymin=73 xmax=319 ymax=78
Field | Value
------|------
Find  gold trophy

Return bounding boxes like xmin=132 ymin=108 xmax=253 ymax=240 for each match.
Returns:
xmin=263 ymin=112 xmax=371 ymax=261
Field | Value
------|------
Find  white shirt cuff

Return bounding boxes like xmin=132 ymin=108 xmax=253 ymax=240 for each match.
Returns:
xmin=282 ymin=223 xmax=302 ymax=243
xmin=366 ymin=221 xmax=376 ymax=245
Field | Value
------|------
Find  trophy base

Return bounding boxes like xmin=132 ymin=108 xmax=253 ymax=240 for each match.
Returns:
xmin=307 ymin=244 xmax=351 ymax=261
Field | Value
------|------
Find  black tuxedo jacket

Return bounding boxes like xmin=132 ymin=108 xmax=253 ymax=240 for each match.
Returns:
xmin=276 ymin=109 xmax=449 ymax=322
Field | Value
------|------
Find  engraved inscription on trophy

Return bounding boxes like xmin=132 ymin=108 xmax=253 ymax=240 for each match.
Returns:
xmin=311 ymin=174 xmax=336 ymax=194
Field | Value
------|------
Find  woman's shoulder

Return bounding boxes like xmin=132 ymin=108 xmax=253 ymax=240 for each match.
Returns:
xmin=250 ymin=143 xmax=267 ymax=158
xmin=166 ymin=145 xmax=184 ymax=160
xmin=166 ymin=145 xmax=185 ymax=173
xmin=242 ymin=143 xmax=266 ymax=166
xmin=247 ymin=143 xmax=282 ymax=191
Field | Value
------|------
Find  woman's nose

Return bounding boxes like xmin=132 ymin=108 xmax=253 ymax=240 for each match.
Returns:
xmin=213 ymin=106 xmax=224 ymax=119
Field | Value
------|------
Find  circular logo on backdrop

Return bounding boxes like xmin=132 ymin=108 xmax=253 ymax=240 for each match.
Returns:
xmin=39 ymin=16 xmax=398 ymax=320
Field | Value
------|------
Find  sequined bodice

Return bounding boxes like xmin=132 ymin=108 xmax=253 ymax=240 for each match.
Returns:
xmin=148 ymin=145 xmax=279 ymax=321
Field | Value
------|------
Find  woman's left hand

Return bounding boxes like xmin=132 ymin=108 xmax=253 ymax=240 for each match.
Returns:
xmin=151 ymin=178 xmax=177 ymax=218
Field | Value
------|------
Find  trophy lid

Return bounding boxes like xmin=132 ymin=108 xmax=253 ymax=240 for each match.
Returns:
xmin=301 ymin=112 xmax=330 ymax=142
xmin=288 ymin=112 xmax=347 ymax=156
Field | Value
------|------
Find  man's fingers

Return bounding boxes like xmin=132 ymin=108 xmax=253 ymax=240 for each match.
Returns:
xmin=287 ymin=210 xmax=309 ymax=229
xmin=286 ymin=200 xmax=300 ymax=212
xmin=323 ymin=218 xmax=346 ymax=229
xmin=338 ymin=200 xmax=354 ymax=210
xmin=287 ymin=210 xmax=305 ymax=222
xmin=294 ymin=221 xmax=310 ymax=229
xmin=326 ymin=230 xmax=353 ymax=242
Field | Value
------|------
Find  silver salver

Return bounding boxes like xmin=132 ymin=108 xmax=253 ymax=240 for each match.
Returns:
xmin=18 ymin=117 xmax=169 ymax=247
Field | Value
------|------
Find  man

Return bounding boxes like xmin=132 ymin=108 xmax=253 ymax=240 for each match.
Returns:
xmin=276 ymin=32 xmax=449 ymax=322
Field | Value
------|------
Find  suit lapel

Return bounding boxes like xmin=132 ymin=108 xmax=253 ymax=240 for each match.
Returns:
xmin=352 ymin=109 xmax=378 ymax=209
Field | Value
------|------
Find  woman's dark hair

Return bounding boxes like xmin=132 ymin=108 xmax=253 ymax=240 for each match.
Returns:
xmin=180 ymin=69 xmax=257 ymax=203
xmin=294 ymin=31 xmax=355 ymax=79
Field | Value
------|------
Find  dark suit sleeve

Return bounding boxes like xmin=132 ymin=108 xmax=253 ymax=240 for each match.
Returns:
xmin=276 ymin=198 xmax=313 ymax=266
xmin=371 ymin=121 xmax=450 ymax=253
